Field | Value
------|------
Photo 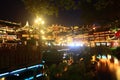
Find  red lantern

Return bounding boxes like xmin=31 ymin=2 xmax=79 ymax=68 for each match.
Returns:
xmin=115 ymin=30 xmax=120 ymax=38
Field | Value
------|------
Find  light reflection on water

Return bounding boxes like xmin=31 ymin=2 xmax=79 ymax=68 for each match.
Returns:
xmin=0 ymin=77 xmax=5 ymax=80
xmin=97 ymin=54 xmax=120 ymax=80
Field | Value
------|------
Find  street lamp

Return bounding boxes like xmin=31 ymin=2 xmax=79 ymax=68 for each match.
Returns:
xmin=41 ymin=21 xmax=45 ymax=25
xmin=35 ymin=17 xmax=42 ymax=24
xmin=34 ymin=17 xmax=46 ymax=47
xmin=34 ymin=17 xmax=45 ymax=25
xmin=34 ymin=17 xmax=45 ymax=32
xmin=40 ymin=30 xmax=45 ymax=34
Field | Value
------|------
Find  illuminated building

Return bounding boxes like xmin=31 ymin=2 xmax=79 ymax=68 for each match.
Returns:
xmin=45 ymin=24 xmax=120 ymax=47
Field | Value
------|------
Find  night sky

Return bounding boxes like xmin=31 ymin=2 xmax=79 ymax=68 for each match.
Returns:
xmin=0 ymin=0 xmax=82 ymax=26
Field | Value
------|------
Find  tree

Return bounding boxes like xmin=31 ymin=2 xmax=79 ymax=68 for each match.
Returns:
xmin=22 ymin=0 xmax=77 ymax=16
xmin=111 ymin=47 xmax=120 ymax=59
xmin=22 ymin=0 xmax=120 ymax=25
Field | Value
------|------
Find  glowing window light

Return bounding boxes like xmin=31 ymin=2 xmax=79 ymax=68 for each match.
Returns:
xmin=68 ymin=42 xmax=83 ymax=47
xmin=107 ymin=42 xmax=111 ymax=46
xmin=97 ymin=55 xmax=101 ymax=59
xmin=102 ymin=55 xmax=107 ymax=59
xmin=107 ymin=55 xmax=111 ymax=60
xmin=114 ymin=58 xmax=119 ymax=65
xmin=101 ymin=42 xmax=106 ymax=46
xmin=96 ymin=42 xmax=100 ymax=46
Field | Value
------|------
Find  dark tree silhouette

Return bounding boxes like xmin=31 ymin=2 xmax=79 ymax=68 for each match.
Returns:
xmin=22 ymin=0 xmax=120 ymax=24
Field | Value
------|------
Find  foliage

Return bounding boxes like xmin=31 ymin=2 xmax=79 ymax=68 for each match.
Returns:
xmin=22 ymin=0 xmax=120 ymax=24
xmin=22 ymin=0 xmax=77 ymax=16
xmin=111 ymin=47 xmax=120 ymax=59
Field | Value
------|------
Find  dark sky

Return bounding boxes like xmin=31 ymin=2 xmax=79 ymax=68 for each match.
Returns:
xmin=0 ymin=0 xmax=82 ymax=26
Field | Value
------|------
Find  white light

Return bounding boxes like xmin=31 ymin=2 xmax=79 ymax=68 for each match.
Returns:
xmin=68 ymin=42 xmax=84 ymax=47
xmin=48 ymin=43 xmax=51 ymax=46
xmin=64 ymin=53 xmax=67 ymax=56
xmin=69 ymin=43 xmax=75 ymax=46
xmin=14 ymin=74 xmax=19 ymax=76
xmin=0 ymin=72 xmax=9 ymax=77
xmin=27 ymin=65 xmax=39 ymax=69
xmin=25 ymin=76 xmax=34 ymax=80
xmin=114 ymin=58 xmax=119 ymax=65
xmin=63 ymin=56 xmax=65 ymax=59
xmin=40 ymin=30 xmax=45 ymax=34
xmin=97 ymin=55 xmax=101 ymax=59
xmin=107 ymin=54 xmax=111 ymax=60
xmin=36 ymin=74 xmax=43 ymax=77
xmin=41 ymin=21 xmax=45 ymax=24
xmin=10 ymin=68 xmax=26 ymax=74
xmin=102 ymin=55 xmax=107 ymax=59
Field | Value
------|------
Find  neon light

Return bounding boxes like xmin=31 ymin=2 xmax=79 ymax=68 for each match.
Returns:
xmin=42 ymin=60 xmax=45 ymax=63
xmin=0 ymin=72 xmax=9 ymax=77
xmin=39 ymin=64 xmax=43 ymax=67
xmin=0 ymin=63 xmax=44 ymax=78
xmin=27 ymin=65 xmax=39 ymax=69
xmin=27 ymin=64 xmax=43 ymax=69
xmin=13 ymin=73 xmax=19 ymax=76
xmin=24 ymin=76 xmax=34 ymax=80
xmin=10 ymin=68 xmax=26 ymax=74
xmin=36 ymin=74 xmax=43 ymax=77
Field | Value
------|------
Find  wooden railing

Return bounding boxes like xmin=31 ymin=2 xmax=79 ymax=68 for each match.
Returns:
xmin=0 ymin=43 xmax=42 ymax=73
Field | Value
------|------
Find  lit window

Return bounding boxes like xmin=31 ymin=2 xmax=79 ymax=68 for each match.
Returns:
xmin=96 ymin=42 xmax=100 ymax=46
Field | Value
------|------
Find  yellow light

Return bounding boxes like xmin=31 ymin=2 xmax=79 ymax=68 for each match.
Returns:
xmin=41 ymin=30 xmax=45 ymax=34
xmin=38 ymin=18 xmax=42 ymax=21
xmin=35 ymin=19 xmax=38 ymax=23
xmin=93 ymin=27 xmax=96 ymax=30
xmin=107 ymin=54 xmax=111 ymax=60
xmin=0 ymin=77 xmax=5 ymax=80
xmin=114 ymin=58 xmax=119 ymax=65
xmin=42 ymin=36 xmax=46 ymax=40
xmin=41 ymin=21 xmax=45 ymax=24
xmin=34 ymin=17 xmax=42 ymax=24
